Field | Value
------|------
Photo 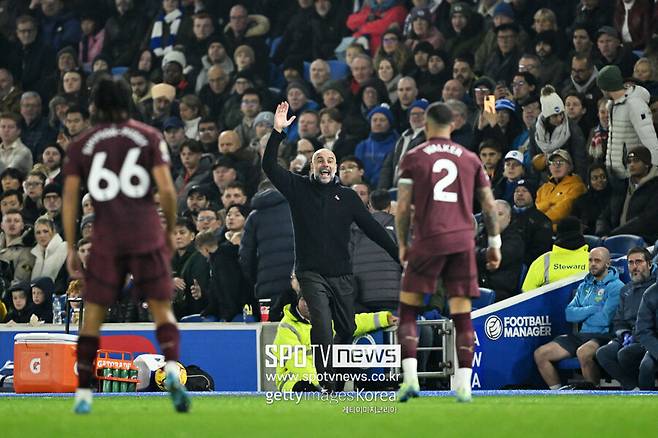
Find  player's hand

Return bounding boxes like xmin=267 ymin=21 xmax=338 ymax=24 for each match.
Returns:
xmin=173 ymin=277 xmax=186 ymax=291
xmin=399 ymin=244 xmax=407 ymax=265
xmin=273 ymin=102 xmax=296 ymax=133
xmin=191 ymin=279 xmax=202 ymax=300
xmin=485 ymin=247 xmax=501 ymax=271
xmin=66 ymin=247 xmax=83 ymax=279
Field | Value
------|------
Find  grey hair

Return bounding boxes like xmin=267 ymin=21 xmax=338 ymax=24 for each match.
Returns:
xmin=21 ymin=91 xmax=41 ymax=104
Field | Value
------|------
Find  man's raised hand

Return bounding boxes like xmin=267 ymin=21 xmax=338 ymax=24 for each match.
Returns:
xmin=274 ymin=101 xmax=296 ymax=133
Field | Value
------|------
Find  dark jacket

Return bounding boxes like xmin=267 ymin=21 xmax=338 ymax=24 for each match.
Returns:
xmin=614 ymin=268 xmax=657 ymax=339
xmin=272 ymin=6 xmax=314 ymax=63
xmin=571 ymin=186 xmax=612 ymax=235
xmin=350 ymin=211 xmax=401 ymax=307
xmin=512 ymin=205 xmax=553 ymax=267
xmin=311 ymin=4 xmax=349 ymax=60
xmin=207 ymin=241 xmax=256 ymax=322
xmin=613 ymin=0 xmax=654 ymax=49
xmin=239 ymin=189 xmax=295 ymax=300
xmin=171 ymin=244 xmax=210 ymax=319
xmin=636 ymin=283 xmax=658 ymax=359
xmin=596 ymin=167 xmax=658 ymax=243
xmin=377 ymin=128 xmax=425 ymax=190
xmin=482 ymin=47 xmax=522 ymax=84
xmin=38 ymin=8 xmax=80 ymax=52
xmin=527 ymin=118 xmax=588 ymax=182
xmin=476 ymin=221 xmax=525 ymax=301
xmin=11 ymin=40 xmax=56 ymax=95
xmin=102 ymin=7 xmax=149 ymax=66
xmin=262 ymin=129 xmax=398 ymax=277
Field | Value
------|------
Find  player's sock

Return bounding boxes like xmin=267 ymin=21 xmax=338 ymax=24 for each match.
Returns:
xmin=76 ymin=335 xmax=99 ymax=389
xmin=398 ymin=302 xmax=421 ymax=386
xmin=452 ymin=312 xmax=474 ymax=369
xmin=73 ymin=388 xmax=93 ymax=414
xmin=156 ymin=322 xmax=180 ymax=361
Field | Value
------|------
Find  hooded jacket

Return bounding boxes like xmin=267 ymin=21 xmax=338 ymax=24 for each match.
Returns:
xmin=613 ymin=267 xmax=657 ymax=339
xmin=350 ymin=211 xmax=400 ymax=306
xmin=605 ymin=85 xmax=658 ymax=179
xmin=0 ymin=228 xmax=36 ymax=284
xmin=239 ymin=189 xmax=295 ymax=300
xmin=272 ymin=303 xmax=393 ymax=391
xmin=566 ymin=267 xmax=624 ymax=334
xmin=535 ymin=174 xmax=587 ymax=231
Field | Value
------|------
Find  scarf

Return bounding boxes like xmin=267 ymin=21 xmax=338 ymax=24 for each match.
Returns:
xmin=150 ymin=9 xmax=183 ymax=57
xmin=534 ymin=117 xmax=571 ymax=153
xmin=570 ymin=67 xmax=598 ymax=94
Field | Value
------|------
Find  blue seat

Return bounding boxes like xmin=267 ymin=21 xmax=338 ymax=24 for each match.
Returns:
xmin=611 ymin=256 xmax=631 ymax=283
xmin=557 ymin=357 xmax=581 ymax=370
xmin=584 ymin=234 xmax=603 ymax=249
xmin=603 ymin=234 xmax=646 ymax=259
xmin=327 ymin=60 xmax=350 ymax=80
xmin=472 ymin=288 xmax=495 ymax=310
xmin=268 ymin=36 xmax=283 ymax=58
xmin=180 ymin=314 xmax=203 ymax=322
xmin=388 ymin=188 xmax=397 ymax=201
xmin=111 ymin=66 xmax=129 ymax=77
xmin=518 ymin=264 xmax=528 ymax=292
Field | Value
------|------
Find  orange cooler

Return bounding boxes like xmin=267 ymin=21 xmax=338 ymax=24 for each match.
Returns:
xmin=14 ymin=333 xmax=78 ymax=393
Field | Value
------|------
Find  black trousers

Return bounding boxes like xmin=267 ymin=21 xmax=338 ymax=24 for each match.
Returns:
xmin=596 ymin=340 xmax=646 ymax=390
xmin=297 ymin=271 xmax=356 ymax=385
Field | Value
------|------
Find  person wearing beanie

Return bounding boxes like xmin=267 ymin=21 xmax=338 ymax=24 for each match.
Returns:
xmin=529 ymin=85 xmax=588 ymax=182
xmin=522 ymin=216 xmax=590 ymax=292
xmin=511 ymin=178 xmax=553 ymax=266
xmin=284 ymin=81 xmax=320 ymax=144
xmin=534 ymin=245 xmax=623 ymax=390
xmin=597 ymin=146 xmax=658 ymax=243
xmin=442 ymin=2 xmax=484 ymax=61
xmin=596 ymin=64 xmax=658 ymax=186
xmin=571 ymin=164 xmax=612 ymax=235
xmin=355 ymin=104 xmax=399 ymax=187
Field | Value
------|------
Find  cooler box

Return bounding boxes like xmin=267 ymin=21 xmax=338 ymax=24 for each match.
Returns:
xmin=14 ymin=333 xmax=78 ymax=393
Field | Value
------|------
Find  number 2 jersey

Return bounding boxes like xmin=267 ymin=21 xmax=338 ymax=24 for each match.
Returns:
xmin=398 ymin=136 xmax=490 ymax=255
xmin=63 ymin=120 xmax=170 ymax=255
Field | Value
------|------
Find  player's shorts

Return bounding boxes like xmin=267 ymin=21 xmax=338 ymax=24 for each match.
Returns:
xmin=553 ymin=333 xmax=612 ymax=357
xmin=84 ymin=246 xmax=174 ymax=307
xmin=401 ymin=248 xmax=479 ymax=298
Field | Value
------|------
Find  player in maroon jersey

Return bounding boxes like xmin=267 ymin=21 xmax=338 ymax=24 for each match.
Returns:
xmin=62 ymin=78 xmax=190 ymax=414
xmin=395 ymin=102 xmax=501 ymax=403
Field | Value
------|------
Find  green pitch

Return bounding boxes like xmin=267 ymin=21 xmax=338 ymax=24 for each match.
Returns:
xmin=1 ymin=394 xmax=656 ymax=438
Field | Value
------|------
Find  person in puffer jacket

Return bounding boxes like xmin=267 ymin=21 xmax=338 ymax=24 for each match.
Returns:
xmin=534 ymin=247 xmax=623 ymax=389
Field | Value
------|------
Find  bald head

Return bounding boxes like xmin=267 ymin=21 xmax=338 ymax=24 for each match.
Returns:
xmin=589 ymin=247 xmax=611 ymax=279
xmin=494 ymin=200 xmax=511 ymax=231
xmin=218 ymin=130 xmax=241 ymax=154
xmin=310 ymin=59 xmax=330 ymax=87
xmin=311 ymin=148 xmax=337 ymax=184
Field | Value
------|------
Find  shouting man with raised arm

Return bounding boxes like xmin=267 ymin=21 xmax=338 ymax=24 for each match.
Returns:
xmin=262 ymin=102 xmax=399 ymax=390
xmin=395 ymin=102 xmax=501 ymax=403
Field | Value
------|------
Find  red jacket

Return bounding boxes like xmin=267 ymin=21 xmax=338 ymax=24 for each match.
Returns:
xmin=613 ymin=0 xmax=654 ymax=49
xmin=347 ymin=4 xmax=407 ymax=54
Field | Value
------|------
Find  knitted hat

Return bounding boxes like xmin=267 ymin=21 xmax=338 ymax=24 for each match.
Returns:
xmin=493 ymin=3 xmax=514 ymax=19
xmin=162 ymin=50 xmax=186 ymax=69
xmin=596 ymin=65 xmax=624 ymax=92
xmin=495 ymin=98 xmax=516 ymax=113
xmin=367 ymin=103 xmax=394 ymax=125
xmin=43 ymin=183 xmax=62 ymax=198
xmin=555 ymin=216 xmax=585 ymax=250
xmin=450 ymin=2 xmax=472 ymax=18
xmin=254 ymin=111 xmax=274 ymax=128
xmin=627 ymin=146 xmax=652 ymax=166
xmin=286 ymin=81 xmax=309 ymax=98
xmin=410 ymin=7 xmax=432 ymax=23
xmin=409 ymin=98 xmax=430 ymax=112
xmin=514 ymin=179 xmax=536 ymax=197
xmin=321 ymin=80 xmax=347 ymax=101
xmin=540 ymin=85 xmax=565 ymax=118
xmin=80 ymin=213 xmax=94 ymax=231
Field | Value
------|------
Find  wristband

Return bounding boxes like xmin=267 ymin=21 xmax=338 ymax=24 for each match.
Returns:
xmin=488 ymin=235 xmax=502 ymax=249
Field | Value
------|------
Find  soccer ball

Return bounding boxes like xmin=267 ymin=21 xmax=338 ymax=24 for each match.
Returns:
xmin=154 ymin=362 xmax=187 ymax=391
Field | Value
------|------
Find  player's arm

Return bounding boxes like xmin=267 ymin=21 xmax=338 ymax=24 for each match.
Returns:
xmin=476 ymin=185 xmax=502 ymax=271
xmin=395 ymin=177 xmax=413 ymax=263
xmin=152 ymin=164 xmax=177 ymax=242
xmin=62 ymin=174 xmax=82 ymax=277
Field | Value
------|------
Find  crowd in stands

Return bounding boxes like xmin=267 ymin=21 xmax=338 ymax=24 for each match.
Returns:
xmin=0 ymin=0 xmax=658 ymax=388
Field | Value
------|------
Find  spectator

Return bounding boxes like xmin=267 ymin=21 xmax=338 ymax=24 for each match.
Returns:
xmin=199 ymin=65 xmax=231 ymax=123
xmin=195 ymin=208 xmax=221 ymax=234
xmin=234 ymin=89 xmax=262 ymax=147
xmin=518 ymin=54 xmax=542 ymax=85
xmin=250 ymin=111 xmax=274 ymax=150
xmin=510 ymin=179 xmax=552 ymax=267
xmin=179 ymin=94 xmax=205 ymax=140
xmin=308 ymin=59 xmax=331 ymax=103
xmin=478 ymin=139 xmax=504 ymax=187
xmin=476 ymin=199 xmax=524 ymax=301
xmin=597 ymin=146 xmax=658 ymax=243
xmin=162 ymin=116 xmax=186 ymax=176
xmin=351 ymin=182 xmax=371 ymax=207
xmin=374 ymin=29 xmax=412 ymax=78
xmin=184 ymin=185 xmax=211 ymax=217
xmin=631 ymin=58 xmax=658 ymax=97
xmin=195 ymin=39 xmax=234 ymax=94
xmin=41 ymin=182 xmax=62 ymax=233
xmin=3 ymin=282 xmax=32 ymax=324
xmin=338 ymin=156 xmax=365 ymax=188
xmin=175 ymin=139 xmax=211 ymax=212
xmin=408 ymin=42 xmax=433 ymax=90
xmin=560 ymin=54 xmax=603 ymax=110
xmin=318 ymin=108 xmax=358 ymax=164
xmin=37 ymin=0 xmax=81 ymax=53
xmin=357 ymin=78 xmax=390 ymax=121
xmin=0 ymin=209 xmax=35 ymax=285
xmin=391 ymin=77 xmax=418 ymax=134
xmin=569 ymin=1 xmax=611 ymax=39
xmin=283 ymin=82 xmax=319 ymax=144
xmin=128 ymin=70 xmax=152 ymax=112
xmin=534 ymin=31 xmax=568 ymax=87
xmin=404 ymin=7 xmax=444 ymax=52
xmin=483 ymin=23 xmax=523 ymax=84
xmin=355 ymin=104 xmax=399 ymax=187
xmin=586 ymin=98 xmax=609 ymax=164
xmin=144 ymin=83 xmax=177 ymax=131
xmin=77 ymin=12 xmax=105 ymax=73
xmin=197 ymin=117 xmax=220 ymax=155
xmin=185 ymin=12 xmax=217 ymax=72
xmin=350 ymin=189 xmax=400 ymax=312
xmin=569 ymin=24 xmax=596 ymax=59
xmin=474 ymin=2 xmax=527 ymax=74
xmin=522 ymin=216 xmax=589 ymax=292
xmin=0 ymin=112 xmax=32 ymax=175
xmin=443 ymin=2 xmax=483 ymax=61
xmin=572 ymin=164 xmax=612 ymax=235
xmin=597 ymin=247 xmax=655 ymax=390
xmin=30 ymin=276 xmax=54 ymax=323
xmin=613 ymin=0 xmax=654 ymax=50
xmin=512 ymin=93 xmax=540 ymax=162
xmin=222 ymin=4 xmax=269 ymax=74
xmin=594 ymin=26 xmax=639 ymax=78
xmin=311 ymin=0 xmax=349 ymax=61
xmin=348 ymin=54 xmax=375 ymax=98
xmin=0 ymin=69 xmax=21 ymax=114
xmin=11 ymin=14 xmax=56 ymax=92
xmin=171 ymin=217 xmax=209 ymax=320
xmin=22 ymin=170 xmax=45 ymax=225
xmin=378 ymin=98 xmax=427 ymax=190
xmin=272 ymin=0 xmax=315 ymax=64
xmin=510 ymin=72 xmax=537 ymax=108
xmin=1 ymin=189 xmax=23 ymax=217
xmin=161 ymin=50 xmax=192 ymax=97
xmin=417 ymin=48 xmax=450 ymax=104
xmin=474 ymin=98 xmax=523 ymax=158
xmin=564 ymin=91 xmax=595 ymax=144
xmin=635 ymin=280 xmax=658 ymax=389
xmin=239 ymin=181 xmax=295 ymax=318
xmin=597 ymin=65 xmax=658 ymax=187
xmin=147 ymin=0 xmax=193 ymax=59
xmin=102 ymin=0 xmax=148 ymax=67
xmin=529 ymin=86 xmax=587 ymax=182
xmin=30 ymin=216 xmax=67 ymax=293
xmin=346 ymin=0 xmax=407 ymax=55
xmin=493 ymin=150 xmax=528 ymax=204
xmin=534 ymin=247 xmax=622 ymax=389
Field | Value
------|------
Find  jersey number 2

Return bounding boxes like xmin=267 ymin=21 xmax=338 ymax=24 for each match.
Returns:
xmin=432 ymin=159 xmax=458 ymax=203
xmin=88 ymin=148 xmax=150 ymax=201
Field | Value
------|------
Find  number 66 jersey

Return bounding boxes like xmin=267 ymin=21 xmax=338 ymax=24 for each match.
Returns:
xmin=398 ymin=137 xmax=490 ymax=255
xmin=63 ymin=120 xmax=171 ymax=255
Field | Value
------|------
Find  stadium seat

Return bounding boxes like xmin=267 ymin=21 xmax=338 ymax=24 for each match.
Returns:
xmin=603 ymin=234 xmax=646 ymax=259
xmin=584 ymin=235 xmax=603 ymax=249
xmin=111 ymin=66 xmax=129 ymax=77
xmin=472 ymin=288 xmax=495 ymax=310
xmin=611 ymin=256 xmax=631 ymax=283
xmin=268 ymin=36 xmax=283 ymax=58
xmin=557 ymin=357 xmax=581 ymax=370
xmin=327 ymin=60 xmax=350 ymax=80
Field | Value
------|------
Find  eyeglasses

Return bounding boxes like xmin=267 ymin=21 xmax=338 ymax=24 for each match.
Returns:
xmin=548 ymin=159 xmax=567 ymax=167
xmin=628 ymin=259 xmax=647 ymax=266
xmin=383 ymin=37 xmax=398 ymax=43
xmin=197 ymin=216 xmax=216 ymax=222
xmin=474 ymin=87 xmax=491 ymax=93
xmin=241 ymin=99 xmax=259 ymax=105
xmin=512 ymin=80 xmax=526 ymax=87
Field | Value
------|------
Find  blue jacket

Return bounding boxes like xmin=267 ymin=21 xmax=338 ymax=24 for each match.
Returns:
xmin=565 ymin=267 xmax=624 ymax=334
xmin=636 ymin=283 xmax=658 ymax=359
xmin=355 ymin=131 xmax=399 ymax=187
xmin=286 ymin=100 xmax=320 ymax=143
xmin=239 ymin=189 xmax=295 ymax=299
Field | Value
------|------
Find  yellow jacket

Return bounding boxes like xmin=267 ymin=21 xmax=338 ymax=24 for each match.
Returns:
xmin=522 ymin=244 xmax=589 ymax=292
xmin=535 ymin=174 xmax=586 ymax=231
xmin=271 ymin=304 xmax=393 ymax=391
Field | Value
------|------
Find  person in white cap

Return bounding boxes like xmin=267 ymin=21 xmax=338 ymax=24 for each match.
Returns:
xmin=493 ymin=150 xmax=530 ymax=204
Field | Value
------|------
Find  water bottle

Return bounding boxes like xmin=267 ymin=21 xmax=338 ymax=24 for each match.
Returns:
xmin=52 ymin=295 xmax=62 ymax=324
